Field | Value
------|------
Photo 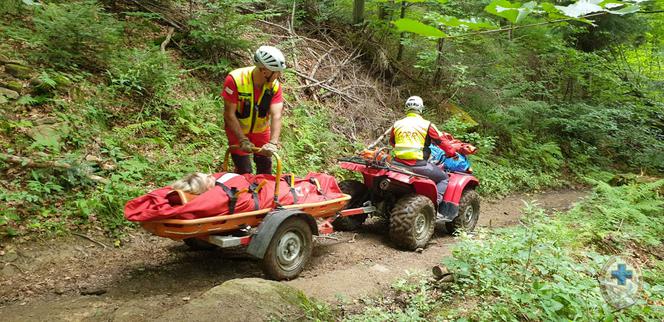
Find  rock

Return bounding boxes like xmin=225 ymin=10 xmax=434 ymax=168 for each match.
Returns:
xmin=80 ymin=286 xmax=107 ymax=296
xmin=53 ymin=74 xmax=72 ymax=87
xmin=0 ymin=87 xmax=19 ymax=99
xmin=439 ymin=274 xmax=455 ymax=283
xmin=1 ymin=264 xmax=19 ymax=277
xmin=0 ymin=95 xmax=7 ymax=105
xmin=432 ymin=265 xmax=450 ymax=279
xmin=2 ymin=251 xmax=19 ymax=262
xmin=5 ymin=63 xmax=34 ymax=80
xmin=158 ymin=278 xmax=306 ymax=322
xmin=442 ymin=102 xmax=478 ymax=127
xmin=35 ymin=117 xmax=58 ymax=125
xmin=370 ymin=264 xmax=390 ymax=273
xmin=30 ymin=73 xmax=72 ymax=93
xmin=85 ymin=155 xmax=103 ymax=163
xmin=3 ymin=80 xmax=22 ymax=92
xmin=27 ymin=124 xmax=68 ymax=145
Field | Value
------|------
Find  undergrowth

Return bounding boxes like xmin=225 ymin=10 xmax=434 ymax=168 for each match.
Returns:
xmin=336 ymin=180 xmax=664 ymax=321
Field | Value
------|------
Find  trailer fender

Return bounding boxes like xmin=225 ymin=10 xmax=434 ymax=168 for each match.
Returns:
xmin=246 ymin=209 xmax=317 ymax=259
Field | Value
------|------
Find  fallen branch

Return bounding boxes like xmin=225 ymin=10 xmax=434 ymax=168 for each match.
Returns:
xmin=293 ymin=70 xmax=360 ymax=102
xmin=4 ymin=262 xmax=24 ymax=274
xmin=72 ymin=232 xmax=109 ymax=249
xmin=0 ymin=153 xmax=109 ymax=184
xmin=160 ymin=27 xmax=175 ymax=53
xmin=367 ymin=126 xmax=393 ymax=149
xmin=129 ymin=0 xmax=184 ymax=30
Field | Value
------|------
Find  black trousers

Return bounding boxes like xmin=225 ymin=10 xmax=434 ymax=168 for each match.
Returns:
xmin=231 ymin=153 xmax=272 ymax=174
xmin=395 ymin=160 xmax=449 ymax=203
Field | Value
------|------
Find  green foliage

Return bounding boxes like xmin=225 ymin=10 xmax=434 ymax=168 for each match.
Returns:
xmin=565 ymin=179 xmax=664 ymax=247
xmin=345 ymin=181 xmax=664 ymax=320
xmin=393 ymin=18 xmax=447 ymax=38
xmin=440 ymin=205 xmax=663 ymax=320
xmin=296 ymin=291 xmax=336 ymax=322
xmin=108 ymin=48 xmax=180 ymax=106
xmin=0 ymin=0 xmax=29 ymax=16
xmin=186 ymin=0 xmax=260 ymax=74
xmin=33 ymin=0 xmax=122 ymax=70
xmin=280 ymin=103 xmax=357 ymax=176
xmin=347 ymin=275 xmax=436 ymax=322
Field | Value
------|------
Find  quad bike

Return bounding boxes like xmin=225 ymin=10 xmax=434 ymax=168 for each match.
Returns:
xmin=336 ymin=147 xmax=480 ymax=250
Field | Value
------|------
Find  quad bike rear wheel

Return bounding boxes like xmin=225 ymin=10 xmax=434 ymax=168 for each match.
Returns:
xmin=261 ymin=217 xmax=313 ymax=280
xmin=389 ymin=193 xmax=435 ymax=250
xmin=445 ymin=189 xmax=480 ymax=233
xmin=332 ymin=180 xmax=369 ymax=231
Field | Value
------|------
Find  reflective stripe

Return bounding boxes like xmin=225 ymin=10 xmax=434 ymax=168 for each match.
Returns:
xmin=393 ymin=114 xmax=430 ymax=160
xmin=229 ymin=67 xmax=281 ymax=134
xmin=217 ymin=173 xmax=239 ymax=184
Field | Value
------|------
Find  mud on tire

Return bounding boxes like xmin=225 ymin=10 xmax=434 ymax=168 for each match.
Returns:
xmin=261 ymin=217 xmax=313 ymax=281
xmin=445 ymin=189 xmax=480 ymax=233
xmin=389 ymin=193 xmax=435 ymax=250
xmin=332 ymin=180 xmax=369 ymax=231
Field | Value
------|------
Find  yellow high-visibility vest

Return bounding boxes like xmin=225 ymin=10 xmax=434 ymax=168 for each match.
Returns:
xmin=393 ymin=113 xmax=430 ymax=160
xmin=229 ymin=66 xmax=281 ymax=134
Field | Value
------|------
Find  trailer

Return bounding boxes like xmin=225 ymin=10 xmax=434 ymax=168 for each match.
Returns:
xmin=137 ymin=147 xmax=374 ymax=280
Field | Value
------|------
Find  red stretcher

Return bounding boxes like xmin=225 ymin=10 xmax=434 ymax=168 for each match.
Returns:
xmin=127 ymin=146 xmax=374 ymax=280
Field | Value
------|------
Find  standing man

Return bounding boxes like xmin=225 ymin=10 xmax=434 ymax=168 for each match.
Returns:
xmin=389 ymin=96 xmax=457 ymax=207
xmin=221 ymin=45 xmax=286 ymax=174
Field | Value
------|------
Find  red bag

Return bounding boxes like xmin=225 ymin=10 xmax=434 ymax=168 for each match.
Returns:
xmin=441 ymin=131 xmax=478 ymax=155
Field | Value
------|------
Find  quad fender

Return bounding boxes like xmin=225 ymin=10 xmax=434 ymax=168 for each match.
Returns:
xmin=246 ymin=210 xmax=318 ymax=259
xmin=410 ymin=179 xmax=438 ymax=206
xmin=442 ymin=173 xmax=479 ymax=205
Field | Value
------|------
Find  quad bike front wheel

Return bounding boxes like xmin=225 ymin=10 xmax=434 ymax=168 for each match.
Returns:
xmin=445 ymin=189 xmax=480 ymax=233
xmin=261 ymin=217 xmax=313 ymax=280
xmin=389 ymin=193 xmax=435 ymax=250
xmin=332 ymin=180 xmax=369 ymax=231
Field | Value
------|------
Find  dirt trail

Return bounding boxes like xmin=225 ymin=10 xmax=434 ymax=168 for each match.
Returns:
xmin=0 ymin=190 xmax=586 ymax=321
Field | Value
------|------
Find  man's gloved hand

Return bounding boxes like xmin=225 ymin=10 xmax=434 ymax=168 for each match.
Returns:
xmin=239 ymin=138 xmax=254 ymax=152
xmin=261 ymin=142 xmax=278 ymax=156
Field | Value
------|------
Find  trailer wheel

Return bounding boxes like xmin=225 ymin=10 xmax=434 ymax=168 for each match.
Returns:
xmin=183 ymin=237 xmax=216 ymax=250
xmin=332 ymin=180 xmax=369 ymax=231
xmin=446 ymin=189 xmax=480 ymax=233
xmin=389 ymin=194 xmax=435 ymax=250
xmin=261 ymin=217 xmax=313 ymax=280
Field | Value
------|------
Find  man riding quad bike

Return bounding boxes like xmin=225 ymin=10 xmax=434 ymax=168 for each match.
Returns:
xmin=336 ymin=96 xmax=480 ymax=250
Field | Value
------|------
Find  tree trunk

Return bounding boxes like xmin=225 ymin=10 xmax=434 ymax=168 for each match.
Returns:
xmin=377 ymin=0 xmax=393 ymax=20
xmin=352 ymin=0 xmax=365 ymax=25
xmin=396 ymin=1 xmax=407 ymax=62
xmin=432 ymin=38 xmax=445 ymax=86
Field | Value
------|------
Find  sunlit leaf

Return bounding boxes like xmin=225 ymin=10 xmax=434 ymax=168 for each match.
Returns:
xmin=555 ymin=0 xmax=604 ymax=18
xmin=392 ymin=18 xmax=446 ymax=38
xmin=485 ymin=0 xmax=537 ymax=24
xmin=437 ymin=15 xmax=465 ymax=27
xmin=606 ymin=4 xmax=640 ymax=15
xmin=463 ymin=18 xmax=498 ymax=30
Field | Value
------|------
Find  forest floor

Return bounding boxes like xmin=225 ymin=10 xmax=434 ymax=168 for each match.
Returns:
xmin=0 ymin=189 xmax=586 ymax=321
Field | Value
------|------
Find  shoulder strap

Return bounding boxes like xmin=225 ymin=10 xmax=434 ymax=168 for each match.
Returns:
xmin=216 ymin=182 xmax=239 ymax=214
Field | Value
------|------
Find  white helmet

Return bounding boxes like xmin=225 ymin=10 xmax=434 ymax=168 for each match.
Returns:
xmin=405 ymin=96 xmax=424 ymax=113
xmin=254 ymin=45 xmax=287 ymax=72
